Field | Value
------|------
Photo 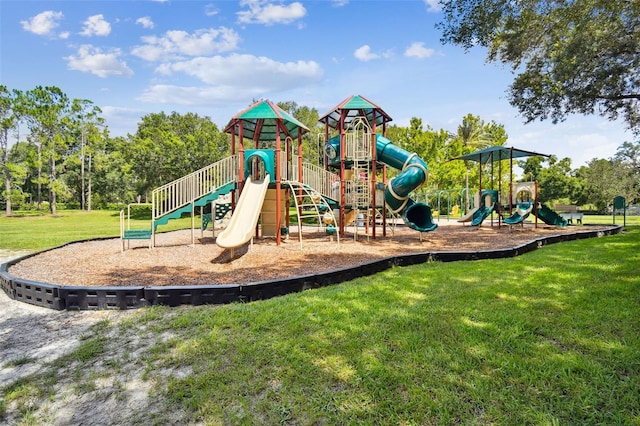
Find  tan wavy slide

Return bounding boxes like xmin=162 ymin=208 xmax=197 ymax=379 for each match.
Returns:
xmin=216 ymin=175 xmax=270 ymax=250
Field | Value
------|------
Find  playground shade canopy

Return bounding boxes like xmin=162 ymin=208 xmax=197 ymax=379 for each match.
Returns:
xmin=224 ymin=100 xmax=310 ymax=141
xmin=319 ymin=94 xmax=393 ymax=130
xmin=451 ymin=146 xmax=550 ymax=164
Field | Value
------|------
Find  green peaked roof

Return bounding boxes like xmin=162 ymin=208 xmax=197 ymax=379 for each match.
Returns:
xmin=224 ymin=100 xmax=310 ymax=141
xmin=319 ymin=94 xmax=393 ymax=130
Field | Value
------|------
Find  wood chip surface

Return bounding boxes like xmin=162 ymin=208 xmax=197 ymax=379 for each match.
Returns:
xmin=8 ymin=222 xmax=611 ymax=288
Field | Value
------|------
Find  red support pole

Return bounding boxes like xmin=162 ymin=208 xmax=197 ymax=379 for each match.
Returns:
xmin=339 ymin=111 xmax=346 ymax=238
xmin=275 ymin=121 xmax=282 ymax=245
xmin=371 ymin=110 xmax=377 ymax=239
xmin=238 ymin=123 xmax=245 ymax=195
xmin=231 ymin=126 xmax=237 ymax=211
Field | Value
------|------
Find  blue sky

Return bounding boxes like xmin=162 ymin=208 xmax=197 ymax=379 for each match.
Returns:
xmin=1 ymin=0 xmax=633 ymax=168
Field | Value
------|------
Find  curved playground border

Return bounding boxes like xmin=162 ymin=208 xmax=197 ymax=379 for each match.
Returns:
xmin=0 ymin=225 xmax=623 ymax=311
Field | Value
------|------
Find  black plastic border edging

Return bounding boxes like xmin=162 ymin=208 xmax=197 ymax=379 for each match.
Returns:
xmin=0 ymin=225 xmax=624 ymax=311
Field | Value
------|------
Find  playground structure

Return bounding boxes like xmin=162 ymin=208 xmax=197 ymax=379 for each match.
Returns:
xmin=120 ymin=95 xmax=438 ymax=251
xmin=118 ymin=96 xmax=582 ymax=253
xmin=6 ymin=95 xmax=617 ymax=311
xmin=426 ymin=189 xmax=467 ymax=220
xmin=450 ymin=146 xmax=570 ymax=228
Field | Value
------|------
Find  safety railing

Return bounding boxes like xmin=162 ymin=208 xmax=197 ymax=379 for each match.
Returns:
xmin=151 ymin=155 xmax=238 ymax=221
xmin=290 ymin=157 xmax=340 ymax=202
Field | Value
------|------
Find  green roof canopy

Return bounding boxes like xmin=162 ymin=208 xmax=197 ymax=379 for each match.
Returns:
xmin=319 ymin=95 xmax=393 ymax=130
xmin=224 ymin=100 xmax=310 ymax=141
xmin=451 ymin=146 xmax=550 ymax=164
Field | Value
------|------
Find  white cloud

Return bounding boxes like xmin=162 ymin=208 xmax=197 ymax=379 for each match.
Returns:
xmin=65 ymin=45 xmax=133 ymax=78
xmin=424 ymin=0 xmax=442 ymax=12
xmin=404 ymin=42 xmax=436 ymax=59
xmin=101 ymin=106 xmax=148 ymax=137
xmin=331 ymin=0 xmax=349 ymax=7
xmin=138 ymin=84 xmax=253 ymax=106
xmin=21 ymin=11 xmax=64 ymax=36
xmin=155 ymin=53 xmax=323 ymax=90
xmin=205 ymin=4 xmax=219 ymax=16
xmin=80 ymin=14 xmax=111 ymax=37
xmin=131 ymin=28 xmax=240 ymax=61
xmin=354 ymin=45 xmax=379 ymax=62
xmin=136 ymin=16 xmax=154 ymax=29
xmin=237 ymin=0 xmax=306 ymax=25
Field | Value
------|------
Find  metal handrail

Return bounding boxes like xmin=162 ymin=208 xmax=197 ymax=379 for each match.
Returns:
xmin=151 ymin=155 xmax=238 ymax=221
xmin=290 ymin=158 xmax=340 ymax=202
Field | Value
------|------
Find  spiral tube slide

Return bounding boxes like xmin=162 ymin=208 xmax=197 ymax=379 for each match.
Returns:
xmin=376 ymin=135 xmax=437 ymax=232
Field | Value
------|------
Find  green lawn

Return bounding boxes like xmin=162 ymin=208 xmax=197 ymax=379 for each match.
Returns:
xmin=582 ymin=214 xmax=640 ymax=225
xmin=1 ymin=216 xmax=638 ymax=424
xmin=0 ymin=209 xmax=195 ymax=251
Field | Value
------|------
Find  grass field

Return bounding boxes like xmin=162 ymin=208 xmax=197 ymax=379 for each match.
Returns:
xmin=1 ymin=209 xmax=638 ymax=424
xmin=0 ymin=209 xmax=194 ymax=251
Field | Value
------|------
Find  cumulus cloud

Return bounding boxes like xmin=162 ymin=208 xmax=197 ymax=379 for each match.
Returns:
xmin=21 ymin=11 xmax=64 ymax=36
xmin=80 ymin=14 xmax=111 ymax=37
xmin=424 ymin=0 xmax=442 ymax=12
xmin=237 ymin=0 xmax=306 ymax=25
xmin=65 ymin=45 xmax=133 ymax=77
xmin=131 ymin=27 xmax=240 ymax=61
xmin=404 ymin=42 xmax=435 ymax=59
xmin=136 ymin=16 xmax=154 ymax=29
xmin=354 ymin=45 xmax=379 ymax=62
xmin=155 ymin=53 xmax=322 ymax=89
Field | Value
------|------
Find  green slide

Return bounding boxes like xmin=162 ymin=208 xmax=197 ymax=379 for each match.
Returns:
xmin=470 ymin=190 xmax=498 ymax=227
xmin=325 ymin=135 xmax=437 ymax=232
xmin=470 ymin=203 xmax=495 ymax=226
xmin=535 ymin=203 xmax=569 ymax=226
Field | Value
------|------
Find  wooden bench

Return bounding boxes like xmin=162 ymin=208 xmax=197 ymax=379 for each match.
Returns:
xmin=555 ymin=204 xmax=583 ymax=224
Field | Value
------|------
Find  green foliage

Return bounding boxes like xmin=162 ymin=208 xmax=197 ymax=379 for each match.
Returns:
xmin=536 ymin=156 xmax=578 ymax=203
xmin=438 ymin=0 xmax=640 ymax=130
xmin=127 ymin=111 xmax=230 ymax=198
xmin=576 ymin=158 xmax=638 ymax=213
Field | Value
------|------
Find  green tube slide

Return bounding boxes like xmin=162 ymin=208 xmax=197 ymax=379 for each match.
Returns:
xmin=325 ymin=135 xmax=437 ymax=232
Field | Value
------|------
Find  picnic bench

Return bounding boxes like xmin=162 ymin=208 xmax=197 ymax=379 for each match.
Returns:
xmin=555 ymin=204 xmax=583 ymax=224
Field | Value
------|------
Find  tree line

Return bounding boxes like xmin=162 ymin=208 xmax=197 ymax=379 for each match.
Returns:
xmin=1 ymin=85 xmax=638 ymax=216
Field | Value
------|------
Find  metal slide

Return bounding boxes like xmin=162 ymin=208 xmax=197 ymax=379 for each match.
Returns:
xmin=216 ymin=175 xmax=271 ymax=249
xmin=376 ymin=135 xmax=437 ymax=232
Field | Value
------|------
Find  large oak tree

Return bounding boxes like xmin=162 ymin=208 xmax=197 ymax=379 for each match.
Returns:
xmin=438 ymin=0 xmax=640 ymax=129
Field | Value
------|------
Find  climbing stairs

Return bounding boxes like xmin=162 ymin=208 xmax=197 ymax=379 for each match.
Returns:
xmin=121 ymin=156 xmax=238 ymax=249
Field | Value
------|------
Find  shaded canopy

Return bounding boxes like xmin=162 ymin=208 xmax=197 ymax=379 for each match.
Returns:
xmin=318 ymin=94 xmax=393 ymax=130
xmin=224 ymin=100 xmax=310 ymax=141
xmin=451 ymin=145 xmax=550 ymax=164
